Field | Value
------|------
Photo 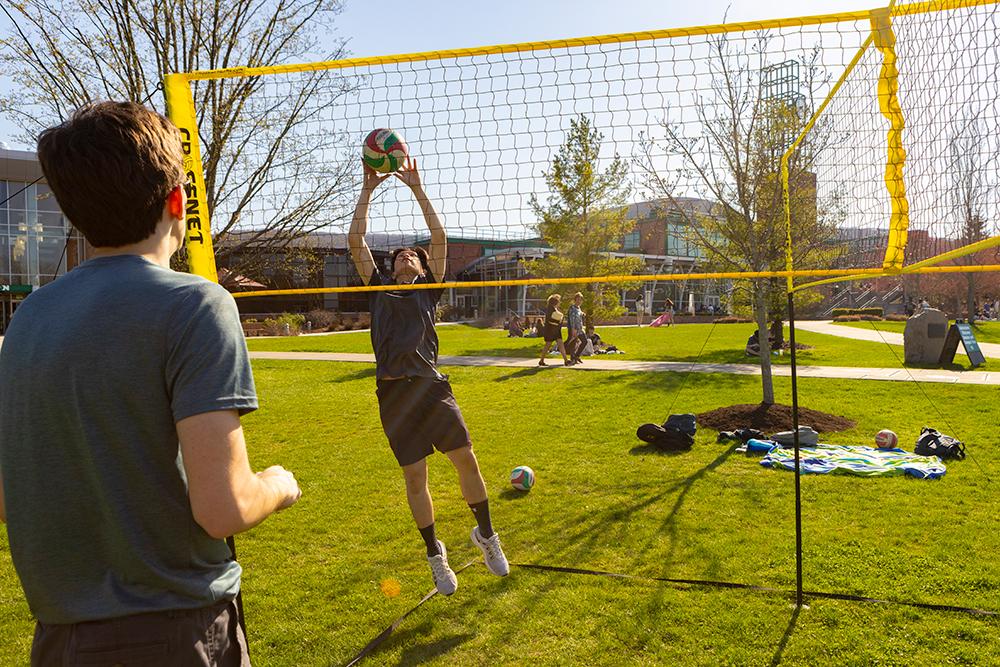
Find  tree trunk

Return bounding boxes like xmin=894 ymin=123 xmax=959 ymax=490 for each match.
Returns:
xmin=967 ymin=273 xmax=976 ymax=323
xmin=754 ymin=282 xmax=775 ymax=405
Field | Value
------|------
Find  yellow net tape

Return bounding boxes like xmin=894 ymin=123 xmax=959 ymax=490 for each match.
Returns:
xmin=870 ymin=7 xmax=909 ymax=271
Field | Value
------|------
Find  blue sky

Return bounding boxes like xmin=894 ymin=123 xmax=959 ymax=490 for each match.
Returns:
xmin=329 ymin=1 xmax=872 ymax=59
xmin=0 ymin=0 xmax=873 ymax=149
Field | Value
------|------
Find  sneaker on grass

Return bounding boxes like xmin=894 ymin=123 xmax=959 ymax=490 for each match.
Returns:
xmin=471 ymin=526 xmax=510 ymax=576
xmin=427 ymin=540 xmax=458 ymax=595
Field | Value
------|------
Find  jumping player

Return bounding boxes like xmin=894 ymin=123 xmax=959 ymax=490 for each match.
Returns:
xmin=348 ymin=158 xmax=509 ymax=594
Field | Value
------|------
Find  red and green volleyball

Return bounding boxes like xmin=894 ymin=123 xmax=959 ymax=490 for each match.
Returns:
xmin=362 ymin=128 xmax=408 ymax=173
xmin=509 ymin=465 xmax=535 ymax=491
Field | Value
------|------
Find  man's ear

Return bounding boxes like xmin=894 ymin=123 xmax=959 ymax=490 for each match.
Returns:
xmin=167 ymin=185 xmax=185 ymax=220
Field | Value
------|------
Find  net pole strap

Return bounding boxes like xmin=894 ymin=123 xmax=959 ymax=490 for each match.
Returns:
xmin=871 ymin=5 xmax=910 ymax=271
xmin=164 ymin=72 xmax=219 ymax=282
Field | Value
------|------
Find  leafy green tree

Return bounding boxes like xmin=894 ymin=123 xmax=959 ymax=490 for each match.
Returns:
xmin=529 ymin=115 xmax=642 ymax=323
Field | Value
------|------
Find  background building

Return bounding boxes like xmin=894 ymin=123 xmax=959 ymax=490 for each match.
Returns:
xmin=1 ymin=149 xmax=87 ymax=332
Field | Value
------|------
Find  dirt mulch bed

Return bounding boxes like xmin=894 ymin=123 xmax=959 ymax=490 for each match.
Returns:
xmin=696 ymin=403 xmax=855 ymax=433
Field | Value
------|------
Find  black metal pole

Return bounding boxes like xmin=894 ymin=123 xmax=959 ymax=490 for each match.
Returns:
xmin=787 ymin=292 xmax=804 ymax=608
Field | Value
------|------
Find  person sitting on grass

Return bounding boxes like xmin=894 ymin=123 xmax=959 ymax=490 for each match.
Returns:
xmin=508 ymin=314 xmax=524 ymax=337
xmin=769 ymin=317 xmax=785 ymax=354
xmin=349 ymin=158 xmax=509 ymax=597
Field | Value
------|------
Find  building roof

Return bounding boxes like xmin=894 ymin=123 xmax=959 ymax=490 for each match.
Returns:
xmin=627 ymin=197 xmax=717 ymax=221
xmin=0 ymin=148 xmax=45 ymax=182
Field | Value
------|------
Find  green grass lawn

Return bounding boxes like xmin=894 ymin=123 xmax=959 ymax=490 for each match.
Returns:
xmin=248 ymin=322 xmax=992 ymax=370
xmin=837 ymin=319 xmax=1000 ymax=345
xmin=3 ymin=360 xmax=999 ymax=664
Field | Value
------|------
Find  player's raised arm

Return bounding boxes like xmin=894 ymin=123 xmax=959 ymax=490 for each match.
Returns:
xmin=348 ymin=164 xmax=390 ymax=285
xmin=396 ymin=158 xmax=446 ymax=282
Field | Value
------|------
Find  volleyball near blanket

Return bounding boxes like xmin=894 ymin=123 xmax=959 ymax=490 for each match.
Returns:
xmin=362 ymin=128 xmax=408 ymax=173
xmin=875 ymin=429 xmax=898 ymax=449
xmin=509 ymin=466 xmax=535 ymax=491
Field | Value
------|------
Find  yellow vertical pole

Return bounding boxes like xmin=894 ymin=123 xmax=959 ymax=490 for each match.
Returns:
xmin=163 ymin=73 xmax=219 ymax=282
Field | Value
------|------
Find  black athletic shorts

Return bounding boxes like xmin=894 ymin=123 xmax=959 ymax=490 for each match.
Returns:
xmin=375 ymin=376 xmax=472 ymax=466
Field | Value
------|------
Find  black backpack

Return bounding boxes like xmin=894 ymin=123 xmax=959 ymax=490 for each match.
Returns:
xmin=914 ymin=427 xmax=966 ymax=460
xmin=636 ymin=414 xmax=696 ymax=452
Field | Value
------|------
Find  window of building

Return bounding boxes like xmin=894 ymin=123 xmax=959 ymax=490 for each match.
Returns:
xmin=623 ymin=230 xmax=640 ymax=251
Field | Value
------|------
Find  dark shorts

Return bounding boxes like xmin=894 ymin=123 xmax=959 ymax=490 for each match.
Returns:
xmin=376 ymin=376 xmax=472 ymax=467
xmin=543 ymin=324 xmax=561 ymax=342
xmin=32 ymin=598 xmax=249 ymax=667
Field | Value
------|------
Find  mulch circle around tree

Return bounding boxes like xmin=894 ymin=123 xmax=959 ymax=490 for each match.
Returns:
xmin=696 ymin=403 xmax=855 ymax=433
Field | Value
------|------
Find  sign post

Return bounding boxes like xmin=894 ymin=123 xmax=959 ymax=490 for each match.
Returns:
xmin=938 ymin=321 xmax=986 ymax=368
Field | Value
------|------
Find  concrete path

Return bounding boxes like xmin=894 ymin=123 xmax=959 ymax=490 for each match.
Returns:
xmin=794 ymin=320 xmax=1000 ymax=359
xmin=249 ymin=351 xmax=1000 ymax=386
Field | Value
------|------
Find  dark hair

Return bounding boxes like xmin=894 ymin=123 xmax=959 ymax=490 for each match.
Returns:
xmin=390 ymin=246 xmax=431 ymax=275
xmin=36 ymin=101 xmax=186 ymax=247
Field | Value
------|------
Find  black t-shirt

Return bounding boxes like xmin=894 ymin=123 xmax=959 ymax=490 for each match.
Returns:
xmin=369 ymin=268 xmax=445 ymax=379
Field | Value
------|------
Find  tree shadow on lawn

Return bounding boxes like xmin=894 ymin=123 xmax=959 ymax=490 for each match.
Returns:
xmin=530 ymin=444 xmax=739 ymax=578
xmin=472 ymin=445 xmax=743 ymax=657
xmin=618 ymin=368 xmax=757 ymax=412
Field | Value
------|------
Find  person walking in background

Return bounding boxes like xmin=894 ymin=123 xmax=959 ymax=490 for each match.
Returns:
xmin=650 ymin=298 xmax=675 ymax=327
xmin=0 ymin=101 xmax=302 ymax=666
xmin=539 ymin=293 xmax=570 ymax=366
xmin=635 ymin=292 xmax=645 ymax=326
xmin=565 ymin=292 xmax=586 ymax=365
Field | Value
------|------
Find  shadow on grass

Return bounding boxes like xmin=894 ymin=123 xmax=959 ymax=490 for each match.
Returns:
xmin=769 ymin=604 xmax=801 ymax=666
xmin=369 ymin=618 xmax=475 ymax=666
xmin=493 ymin=367 xmax=548 ymax=382
xmin=326 ymin=367 xmax=377 ymax=383
xmin=394 ymin=631 xmax=476 ymax=666
xmin=628 ymin=443 xmax=690 ymax=457
xmin=498 ymin=488 xmax=533 ymax=501
xmin=535 ymin=443 xmax=739 ymax=572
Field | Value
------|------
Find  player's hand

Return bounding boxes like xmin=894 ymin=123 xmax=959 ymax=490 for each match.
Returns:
xmin=394 ymin=157 xmax=423 ymax=190
xmin=362 ymin=163 xmax=391 ymax=192
xmin=257 ymin=465 xmax=302 ymax=511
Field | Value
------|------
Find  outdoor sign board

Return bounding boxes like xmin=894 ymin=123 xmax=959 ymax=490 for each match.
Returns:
xmin=938 ymin=322 xmax=986 ymax=368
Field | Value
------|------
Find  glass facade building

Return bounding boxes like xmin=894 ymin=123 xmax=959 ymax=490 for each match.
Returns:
xmin=1 ymin=149 xmax=87 ymax=332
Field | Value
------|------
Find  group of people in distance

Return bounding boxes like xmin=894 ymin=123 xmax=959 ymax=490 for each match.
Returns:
xmin=0 ymin=102 xmax=506 ymax=665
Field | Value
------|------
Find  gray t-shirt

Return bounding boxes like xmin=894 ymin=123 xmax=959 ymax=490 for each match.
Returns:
xmin=0 ymin=254 xmax=257 ymax=624
xmin=369 ymin=268 xmax=445 ymax=380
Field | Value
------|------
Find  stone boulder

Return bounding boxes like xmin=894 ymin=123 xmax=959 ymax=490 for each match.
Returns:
xmin=904 ymin=308 xmax=949 ymax=364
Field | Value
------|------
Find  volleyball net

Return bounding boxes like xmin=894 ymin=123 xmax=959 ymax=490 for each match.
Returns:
xmin=163 ymin=0 xmax=1000 ymax=301
xmin=782 ymin=0 xmax=1000 ymax=292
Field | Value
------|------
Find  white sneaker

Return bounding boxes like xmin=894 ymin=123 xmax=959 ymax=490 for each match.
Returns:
xmin=471 ymin=526 xmax=509 ymax=576
xmin=427 ymin=540 xmax=458 ymax=595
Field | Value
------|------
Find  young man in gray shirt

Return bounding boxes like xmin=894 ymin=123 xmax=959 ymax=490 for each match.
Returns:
xmin=349 ymin=159 xmax=508 ymax=595
xmin=0 ymin=102 xmax=301 ymax=665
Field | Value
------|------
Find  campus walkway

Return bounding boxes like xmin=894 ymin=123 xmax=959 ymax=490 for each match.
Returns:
xmin=248 ymin=351 xmax=1000 ymax=386
xmin=795 ymin=320 xmax=1000 ymax=359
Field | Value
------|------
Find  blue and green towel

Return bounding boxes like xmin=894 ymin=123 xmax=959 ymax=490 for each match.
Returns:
xmin=748 ymin=440 xmax=946 ymax=479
